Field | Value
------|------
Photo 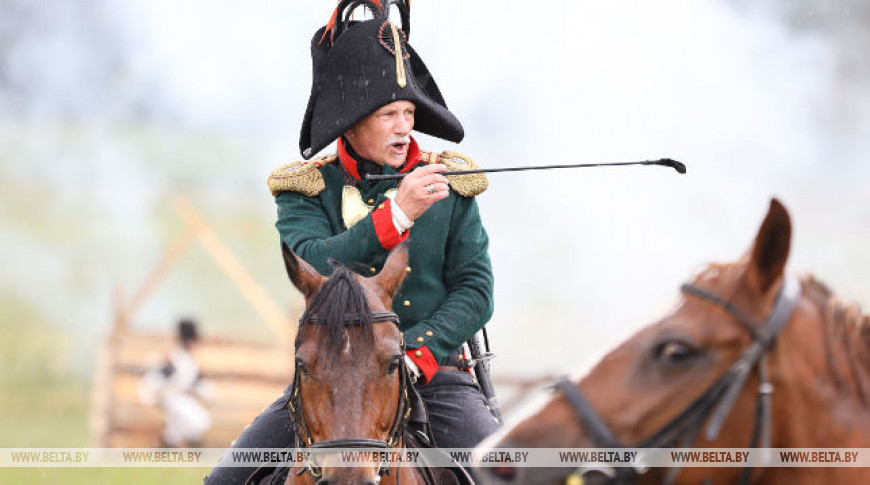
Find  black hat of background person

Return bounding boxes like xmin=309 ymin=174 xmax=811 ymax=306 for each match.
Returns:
xmin=299 ymin=0 xmax=464 ymax=159
xmin=178 ymin=318 xmax=199 ymax=342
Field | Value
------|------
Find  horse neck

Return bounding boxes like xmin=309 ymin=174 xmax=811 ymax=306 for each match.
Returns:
xmin=770 ymin=282 xmax=870 ymax=447
xmin=805 ymin=278 xmax=870 ymax=404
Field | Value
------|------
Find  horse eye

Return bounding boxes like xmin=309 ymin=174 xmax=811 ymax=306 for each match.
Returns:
xmin=653 ymin=340 xmax=699 ymax=364
xmin=387 ymin=356 xmax=402 ymax=375
xmin=296 ymin=359 xmax=309 ymax=377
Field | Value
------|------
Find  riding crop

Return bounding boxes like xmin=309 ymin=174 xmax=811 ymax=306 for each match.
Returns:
xmin=364 ymin=158 xmax=686 ymax=181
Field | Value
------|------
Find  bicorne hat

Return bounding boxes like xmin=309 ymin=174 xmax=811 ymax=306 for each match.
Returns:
xmin=299 ymin=0 xmax=464 ymax=159
xmin=178 ymin=318 xmax=199 ymax=342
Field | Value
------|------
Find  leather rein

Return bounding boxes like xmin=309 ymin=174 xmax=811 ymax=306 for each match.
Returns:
xmin=289 ymin=310 xmax=413 ymax=481
xmin=553 ymin=276 xmax=802 ymax=484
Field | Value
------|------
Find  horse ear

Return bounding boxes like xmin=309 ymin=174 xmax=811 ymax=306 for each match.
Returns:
xmin=373 ymin=242 xmax=410 ymax=300
xmin=281 ymin=242 xmax=325 ymax=299
xmin=747 ymin=198 xmax=792 ymax=295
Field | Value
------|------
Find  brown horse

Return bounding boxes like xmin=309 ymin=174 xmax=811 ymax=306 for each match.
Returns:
xmin=474 ymin=199 xmax=870 ymax=484
xmin=276 ymin=243 xmax=469 ymax=485
xmin=275 ymin=242 xmax=424 ymax=485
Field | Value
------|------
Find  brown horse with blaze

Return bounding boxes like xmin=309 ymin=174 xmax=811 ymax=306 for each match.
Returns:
xmin=279 ymin=242 xmax=430 ymax=485
xmin=474 ymin=199 xmax=870 ymax=485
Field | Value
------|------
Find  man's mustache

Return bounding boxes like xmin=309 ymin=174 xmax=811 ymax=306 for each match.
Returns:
xmin=387 ymin=136 xmax=410 ymax=146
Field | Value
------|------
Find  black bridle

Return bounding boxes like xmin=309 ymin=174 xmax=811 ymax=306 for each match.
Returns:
xmin=553 ymin=276 xmax=801 ymax=485
xmin=289 ymin=310 xmax=413 ymax=480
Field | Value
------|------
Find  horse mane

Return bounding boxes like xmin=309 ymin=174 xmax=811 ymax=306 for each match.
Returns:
xmin=801 ymin=274 xmax=870 ymax=404
xmin=296 ymin=265 xmax=374 ymax=356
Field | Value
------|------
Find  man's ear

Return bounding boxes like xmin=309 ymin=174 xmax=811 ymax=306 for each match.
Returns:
xmin=281 ymin=242 xmax=325 ymax=299
xmin=373 ymin=242 xmax=410 ymax=304
xmin=746 ymin=198 xmax=792 ymax=296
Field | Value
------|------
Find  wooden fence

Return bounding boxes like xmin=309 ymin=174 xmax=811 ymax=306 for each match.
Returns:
xmin=90 ymin=330 xmax=292 ymax=448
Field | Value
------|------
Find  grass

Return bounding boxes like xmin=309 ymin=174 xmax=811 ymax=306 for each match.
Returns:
xmin=0 ymin=467 xmax=211 ymax=484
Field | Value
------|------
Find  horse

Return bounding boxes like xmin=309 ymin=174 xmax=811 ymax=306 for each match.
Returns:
xmin=473 ymin=199 xmax=870 ymax=485
xmin=264 ymin=242 xmax=471 ymax=485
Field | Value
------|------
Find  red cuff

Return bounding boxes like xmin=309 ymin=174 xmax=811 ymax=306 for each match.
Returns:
xmin=406 ymin=346 xmax=438 ymax=384
xmin=371 ymin=199 xmax=409 ymax=250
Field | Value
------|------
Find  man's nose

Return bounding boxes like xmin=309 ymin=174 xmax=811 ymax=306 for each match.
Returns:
xmin=394 ymin=115 xmax=412 ymax=135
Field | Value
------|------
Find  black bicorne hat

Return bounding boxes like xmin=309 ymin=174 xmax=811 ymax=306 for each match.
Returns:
xmin=299 ymin=0 xmax=464 ymax=159
xmin=178 ymin=318 xmax=199 ymax=342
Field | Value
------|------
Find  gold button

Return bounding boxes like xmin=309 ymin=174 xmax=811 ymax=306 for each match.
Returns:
xmin=414 ymin=350 xmax=423 ymax=357
xmin=416 ymin=337 xmax=424 ymax=343
xmin=425 ymin=330 xmax=433 ymax=337
xmin=378 ymin=203 xmax=385 ymax=210
xmin=403 ymin=300 xmax=410 ymax=307
xmin=405 ymin=266 xmax=412 ymax=273
xmin=367 ymin=198 xmax=375 ymax=204
xmin=369 ymin=266 xmax=377 ymax=274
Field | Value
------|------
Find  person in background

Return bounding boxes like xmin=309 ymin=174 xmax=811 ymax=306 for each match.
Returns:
xmin=139 ymin=318 xmax=213 ymax=447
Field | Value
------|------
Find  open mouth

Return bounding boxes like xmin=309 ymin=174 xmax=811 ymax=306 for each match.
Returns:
xmin=389 ymin=141 xmax=409 ymax=155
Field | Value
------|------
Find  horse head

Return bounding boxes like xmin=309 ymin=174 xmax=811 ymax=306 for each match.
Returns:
xmin=475 ymin=199 xmax=870 ymax=485
xmin=282 ymin=242 xmax=413 ymax=485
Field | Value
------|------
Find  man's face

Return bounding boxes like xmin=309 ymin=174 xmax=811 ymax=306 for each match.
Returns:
xmin=345 ymin=100 xmax=415 ymax=168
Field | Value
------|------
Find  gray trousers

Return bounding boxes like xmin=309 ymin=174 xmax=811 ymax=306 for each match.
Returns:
xmin=204 ymin=370 xmax=499 ymax=484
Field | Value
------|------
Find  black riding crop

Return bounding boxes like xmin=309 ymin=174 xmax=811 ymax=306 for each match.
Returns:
xmin=364 ymin=158 xmax=686 ymax=181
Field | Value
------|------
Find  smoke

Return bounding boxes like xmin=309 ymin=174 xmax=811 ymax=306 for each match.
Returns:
xmin=0 ymin=0 xmax=868 ymax=379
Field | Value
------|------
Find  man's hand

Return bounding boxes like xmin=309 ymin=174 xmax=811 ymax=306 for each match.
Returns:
xmin=394 ymin=164 xmax=449 ymax=221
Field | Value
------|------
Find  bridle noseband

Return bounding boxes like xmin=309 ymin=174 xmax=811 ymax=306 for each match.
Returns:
xmin=289 ymin=309 xmax=413 ymax=481
xmin=553 ymin=276 xmax=801 ymax=485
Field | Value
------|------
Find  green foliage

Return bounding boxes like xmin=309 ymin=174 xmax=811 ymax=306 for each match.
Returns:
xmin=0 ymin=293 xmax=90 ymax=447
xmin=0 ymin=294 xmax=69 ymax=387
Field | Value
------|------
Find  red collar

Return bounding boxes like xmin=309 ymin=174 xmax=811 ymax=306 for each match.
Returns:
xmin=337 ymin=136 xmax=422 ymax=181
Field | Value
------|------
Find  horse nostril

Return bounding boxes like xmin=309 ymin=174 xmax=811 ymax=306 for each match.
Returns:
xmin=490 ymin=465 xmax=518 ymax=481
xmin=582 ymin=470 xmax=615 ymax=485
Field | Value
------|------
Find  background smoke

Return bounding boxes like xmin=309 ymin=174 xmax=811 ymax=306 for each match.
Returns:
xmin=1 ymin=0 xmax=868 ymax=402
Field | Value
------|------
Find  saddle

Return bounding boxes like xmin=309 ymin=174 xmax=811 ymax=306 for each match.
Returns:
xmin=245 ymin=383 xmax=475 ymax=485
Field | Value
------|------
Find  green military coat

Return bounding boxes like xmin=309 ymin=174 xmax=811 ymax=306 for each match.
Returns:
xmin=268 ymin=141 xmax=493 ymax=375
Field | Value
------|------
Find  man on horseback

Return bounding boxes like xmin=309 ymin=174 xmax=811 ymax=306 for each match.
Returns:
xmin=205 ymin=1 xmax=498 ymax=482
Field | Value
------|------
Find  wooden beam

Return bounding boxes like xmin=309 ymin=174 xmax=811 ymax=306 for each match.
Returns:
xmin=88 ymin=339 xmax=114 ymax=447
xmin=112 ymin=284 xmax=128 ymax=336
xmin=173 ymin=196 xmax=293 ymax=343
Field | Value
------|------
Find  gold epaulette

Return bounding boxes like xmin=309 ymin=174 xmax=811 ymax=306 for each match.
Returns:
xmin=267 ymin=155 xmax=338 ymax=196
xmin=419 ymin=150 xmax=488 ymax=197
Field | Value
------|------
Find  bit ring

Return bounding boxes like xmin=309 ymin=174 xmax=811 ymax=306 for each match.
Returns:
xmin=426 ymin=184 xmax=435 ymax=195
